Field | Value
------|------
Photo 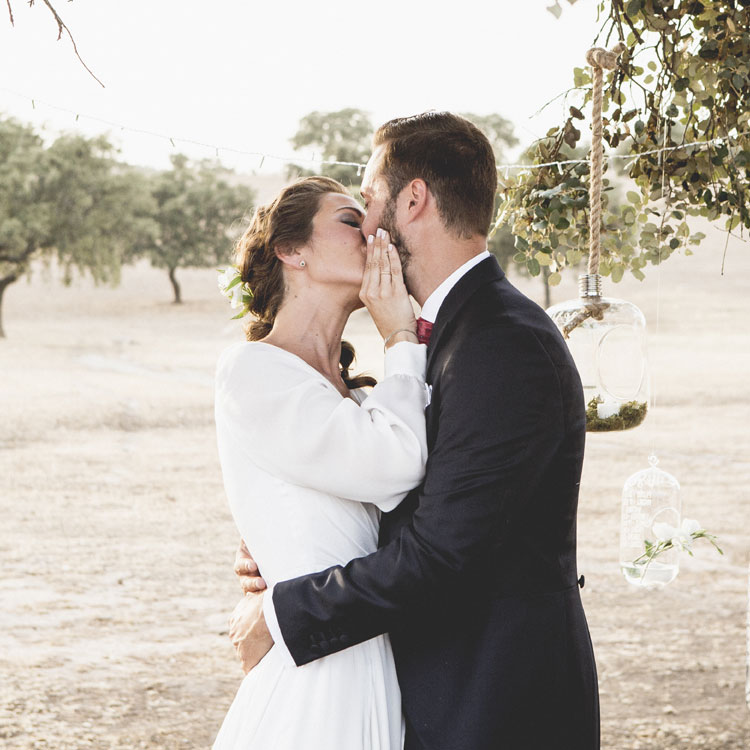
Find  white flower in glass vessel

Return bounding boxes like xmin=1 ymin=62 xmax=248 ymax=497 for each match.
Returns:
xmin=634 ymin=517 xmax=723 ymax=580
xmin=652 ymin=518 xmax=703 ymax=552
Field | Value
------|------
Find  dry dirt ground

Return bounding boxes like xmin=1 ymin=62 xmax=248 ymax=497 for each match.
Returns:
xmin=1 ymin=225 xmax=749 ymax=749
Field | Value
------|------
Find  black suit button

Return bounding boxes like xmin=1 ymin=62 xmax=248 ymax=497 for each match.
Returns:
xmin=340 ymin=634 xmax=350 ymax=646
xmin=319 ymin=639 xmax=330 ymax=651
xmin=578 ymin=575 xmax=585 ymax=589
xmin=310 ymin=644 xmax=321 ymax=654
xmin=329 ymin=636 xmax=340 ymax=647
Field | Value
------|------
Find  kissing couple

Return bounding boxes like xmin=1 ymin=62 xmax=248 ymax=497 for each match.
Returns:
xmin=212 ymin=112 xmax=600 ymax=750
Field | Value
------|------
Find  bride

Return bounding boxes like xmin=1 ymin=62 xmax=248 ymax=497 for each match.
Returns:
xmin=212 ymin=175 xmax=428 ymax=749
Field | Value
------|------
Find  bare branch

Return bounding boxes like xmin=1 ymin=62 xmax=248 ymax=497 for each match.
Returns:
xmin=6 ymin=0 xmax=14 ymax=25
xmin=27 ymin=0 xmax=105 ymax=87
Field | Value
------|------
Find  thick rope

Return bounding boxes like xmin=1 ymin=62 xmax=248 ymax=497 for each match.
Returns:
xmin=585 ymin=43 xmax=627 ymax=275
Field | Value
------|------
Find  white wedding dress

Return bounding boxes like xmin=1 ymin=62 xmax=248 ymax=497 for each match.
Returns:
xmin=212 ymin=340 xmax=428 ymax=750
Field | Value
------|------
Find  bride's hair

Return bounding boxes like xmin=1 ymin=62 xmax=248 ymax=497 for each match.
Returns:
xmin=235 ymin=175 xmax=376 ymax=389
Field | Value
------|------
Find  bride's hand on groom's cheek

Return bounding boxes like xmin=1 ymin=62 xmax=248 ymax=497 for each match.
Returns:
xmin=360 ymin=229 xmax=416 ymax=344
xmin=228 ymin=593 xmax=274 ymax=674
xmin=234 ymin=538 xmax=267 ymax=593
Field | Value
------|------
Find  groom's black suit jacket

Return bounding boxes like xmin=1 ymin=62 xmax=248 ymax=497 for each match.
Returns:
xmin=273 ymin=256 xmax=600 ymax=750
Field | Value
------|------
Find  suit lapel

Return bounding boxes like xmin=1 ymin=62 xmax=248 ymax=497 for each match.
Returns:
xmin=426 ymin=256 xmax=505 ymax=372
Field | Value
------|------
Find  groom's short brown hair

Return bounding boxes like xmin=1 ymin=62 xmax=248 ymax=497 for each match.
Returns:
xmin=373 ymin=112 xmax=498 ymax=239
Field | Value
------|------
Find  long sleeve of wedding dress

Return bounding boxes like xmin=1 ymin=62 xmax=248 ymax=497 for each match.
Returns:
xmin=215 ymin=340 xmax=428 ymax=512
xmin=211 ymin=339 xmax=427 ymax=750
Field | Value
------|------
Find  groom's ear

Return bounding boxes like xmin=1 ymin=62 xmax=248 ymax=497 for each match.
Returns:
xmin=403 ymin=179 xmax=429 ymax=224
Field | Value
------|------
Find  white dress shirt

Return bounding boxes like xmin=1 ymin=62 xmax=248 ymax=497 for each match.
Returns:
xmin=263 ymin=249 xmax=491 ymax=664
xmin=418 ymin=250 xmax=491 ymax=323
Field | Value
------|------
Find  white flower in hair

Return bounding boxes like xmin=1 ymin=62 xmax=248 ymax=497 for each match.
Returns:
xmin=228 ymin=281 xmax=245 ymax=309
xmin=218 ymin=267 xmax=236 ymax=294
xmin=218 ymin=266 xmax=252 ymax=316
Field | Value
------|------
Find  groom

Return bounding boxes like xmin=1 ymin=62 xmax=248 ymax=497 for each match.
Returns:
xmin=231 ymin=111 xmax=599 ymax=750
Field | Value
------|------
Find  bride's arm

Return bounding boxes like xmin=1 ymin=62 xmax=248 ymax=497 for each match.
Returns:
xmin=215 ymin=339 xmax=427 ymax=512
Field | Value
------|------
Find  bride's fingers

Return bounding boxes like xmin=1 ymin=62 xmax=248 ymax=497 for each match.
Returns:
xmin=387 ymin=244 xmax=405 ymax=291
xmin=372 ymin=230 xmax=385 ymax=295
xmin=361 ymin=233 xmax=375 ymax=299
xmin=376 ymin=230 xmax=394 ymax=292
xmin=379 ymin=233 xmax=392 ymax=285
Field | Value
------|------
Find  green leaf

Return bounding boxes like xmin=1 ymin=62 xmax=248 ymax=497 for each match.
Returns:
xmin=626 ymin=0 xmax=643 ymax=16
xmin=527 ymin=258 xmax=541 ymax=277
xmin=573 ymin=67 xmax=590 ymax=88
xmin=627 ymin=191 xmax=641 ymax=205
xmin=566 ymin=249 xmax=583 ymax=265
xmin=535 ymin=251 xmax=552 ymax=266
xmin=699 ymin=40 xmax=719 ymax=60
xmin=546 ymin=2 xmax=562 ymax=19
xmin=514 ymin=235 xmax=529 ymax=252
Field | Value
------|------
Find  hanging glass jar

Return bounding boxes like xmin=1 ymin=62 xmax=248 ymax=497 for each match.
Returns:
xmin=546 ymin=44 xmax=649 ymax=432
xmin=619 ymin=456 xmax=681 ymax=588
xmin=547 ymin=273 xmax=649 ymax=432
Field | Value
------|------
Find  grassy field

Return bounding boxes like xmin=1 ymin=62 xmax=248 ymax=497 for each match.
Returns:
xmin=1 ymin=223 xmax=748 ymax=748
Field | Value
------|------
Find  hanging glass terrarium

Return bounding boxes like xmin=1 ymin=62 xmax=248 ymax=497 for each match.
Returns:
xmin=546 ymin=42 xmax=649 ymax=432
xmin=547 ymin=273 xmax=649 ymax=432
xmin=619 ymin=456 xmax=681 ymax=588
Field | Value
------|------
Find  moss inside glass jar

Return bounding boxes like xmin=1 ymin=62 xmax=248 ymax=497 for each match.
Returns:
xmin=586 ymin=396 xmax=648 ymax=432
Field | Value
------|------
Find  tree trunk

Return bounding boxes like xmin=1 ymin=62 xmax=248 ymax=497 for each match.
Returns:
xmin=168 ymin=266 xmax=182 ymax=304
xmin=0 ymin=274 xmax=19 ymax=339
xmin=542 ymin=267 xmax=551 ymax=308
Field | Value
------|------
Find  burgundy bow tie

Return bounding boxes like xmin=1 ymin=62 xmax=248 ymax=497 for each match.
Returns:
xmin=416 ymin=317 xmax=433 ymax=345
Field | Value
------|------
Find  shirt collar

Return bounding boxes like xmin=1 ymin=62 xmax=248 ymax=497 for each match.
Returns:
xmin=418 ymin=250 xmax=491 ymax=324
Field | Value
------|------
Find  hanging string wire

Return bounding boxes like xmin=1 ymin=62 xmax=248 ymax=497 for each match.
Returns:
xmin=2 ymin=86 xmax=748 ymax=173
xmin=648 ymin=107 xmax=670 ymax=463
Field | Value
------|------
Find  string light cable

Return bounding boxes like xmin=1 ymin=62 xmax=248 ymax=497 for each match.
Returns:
xmin=1 ymin=87 xmax=748 ymax=174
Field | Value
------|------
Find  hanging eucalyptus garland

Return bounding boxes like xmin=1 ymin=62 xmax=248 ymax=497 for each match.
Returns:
xmin=497 ymin=0 xmax=750 ymax=285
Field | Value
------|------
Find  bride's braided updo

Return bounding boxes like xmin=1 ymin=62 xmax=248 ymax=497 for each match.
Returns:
xmin=235 ymin=176 xmax=375 ymax=389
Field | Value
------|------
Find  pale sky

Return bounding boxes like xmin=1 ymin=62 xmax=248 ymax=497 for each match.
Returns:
xmin=0 ymin=0 xmax=601 ymax=173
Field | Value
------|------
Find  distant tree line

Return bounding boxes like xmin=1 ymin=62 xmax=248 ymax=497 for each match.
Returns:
xmin=0 ymin=107 xmax=546 ymax=340
xmin=0 ymin=117 xmax=254 ymax=337
xmin=287 ymin=108 xmax=557 ymax=305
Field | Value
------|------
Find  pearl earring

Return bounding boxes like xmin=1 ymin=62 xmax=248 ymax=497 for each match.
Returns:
xmin=300 ymin=260 xmax=306 ymax=268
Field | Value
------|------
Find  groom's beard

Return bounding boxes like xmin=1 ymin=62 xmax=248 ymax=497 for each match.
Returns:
xmin=379 ymin=196 xmax=415 ymax=292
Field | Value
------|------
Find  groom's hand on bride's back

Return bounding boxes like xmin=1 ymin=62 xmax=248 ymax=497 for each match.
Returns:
xmin=229 ymin=540 xmax=273 ymax=674
xmin=228 ymin=592 xmax=273 ymax=673
xmin=234 ymin=539 xmax=267 ymax=593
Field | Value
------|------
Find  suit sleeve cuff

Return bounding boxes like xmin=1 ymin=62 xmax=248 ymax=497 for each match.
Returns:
xmin=384 ymin=340 xmax=427 ymax=379
xmin=262 ymin=584 xmax=296 ymax=666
